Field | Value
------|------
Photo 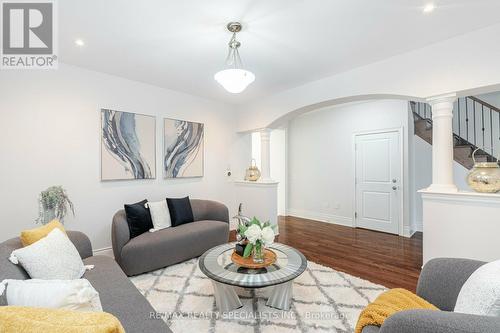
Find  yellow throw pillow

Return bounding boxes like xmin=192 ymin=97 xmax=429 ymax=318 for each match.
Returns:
xmin=0 ymin=306 xmax=125 ymax=333
xmin=20 ymin=220 xmax=66 ymax=247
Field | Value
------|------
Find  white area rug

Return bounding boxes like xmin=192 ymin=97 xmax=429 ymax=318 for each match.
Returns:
xmin=130 ymin=258 xmax=386 ymax=333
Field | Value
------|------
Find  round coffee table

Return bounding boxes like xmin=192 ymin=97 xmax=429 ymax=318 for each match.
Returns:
xmin=199 ymin=242 xmax=307 ymax=311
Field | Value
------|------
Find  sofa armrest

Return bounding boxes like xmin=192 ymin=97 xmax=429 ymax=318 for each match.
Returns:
xmin=191 ymin=199 xmax=229 ymax=223
xmin=380 ymin=309 xmax=500 ymax=333
xmin=416 ymin=258 xmax=485 ymax=311
xmin=112 ymin=210 xmax=131 ymax=265
xmin=66 ymin=231 xmax=93 ymax=259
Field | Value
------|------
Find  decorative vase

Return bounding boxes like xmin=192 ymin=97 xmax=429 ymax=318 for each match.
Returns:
xmin=42 ymin=207 xmax=57 ymax=225
xmin=252 ymin=243 xmax=265 ymax=264
xmin=467 ymin=149 xmax=500 ymax=193
xmin=245 ymin=159 xmax=261 ymax=182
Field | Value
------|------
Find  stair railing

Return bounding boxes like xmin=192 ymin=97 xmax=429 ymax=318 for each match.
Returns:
xmin=410 ymin=96 xmax=500 ymax=160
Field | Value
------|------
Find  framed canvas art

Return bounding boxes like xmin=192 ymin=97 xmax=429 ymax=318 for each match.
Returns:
xmin=101 ymin=109 xmax=156 ymax=180
xmin=163 ymin=118 xmax=204 ymax=178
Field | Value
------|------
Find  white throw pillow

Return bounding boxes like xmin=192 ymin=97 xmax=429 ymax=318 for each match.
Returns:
xmin=0 ymin=279 xmax=102 ymax=312
xmin=145 ymin=200 xmax=171 ymax=232
xmin=454 ymin=260 xmax=500 ymax=316
xmin=9 ymin=228 xmax=89 ymax=279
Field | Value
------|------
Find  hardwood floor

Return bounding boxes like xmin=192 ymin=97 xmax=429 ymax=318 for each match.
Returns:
xmin=230 ymin=215 xmax=423 ymax=292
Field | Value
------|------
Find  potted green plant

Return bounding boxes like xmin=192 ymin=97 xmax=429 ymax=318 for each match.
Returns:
xmin=36 ymin=186 xmax=75 ymax=225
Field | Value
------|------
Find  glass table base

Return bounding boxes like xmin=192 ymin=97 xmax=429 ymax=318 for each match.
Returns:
xmin=211 ymin=281 xmax=242 ymax=312
xmin=212 ymin=280 xmax=294 ymax=312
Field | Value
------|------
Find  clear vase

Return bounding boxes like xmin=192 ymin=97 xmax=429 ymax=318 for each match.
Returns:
xmin=252 ymin=243 xmax=265 ymax=264
xmin=42 ymin=208 xmax=57 ymax=224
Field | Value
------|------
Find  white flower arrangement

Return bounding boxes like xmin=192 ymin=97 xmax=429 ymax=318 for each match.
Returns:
xmin=238 ymin=217 xmax=277 ymax=258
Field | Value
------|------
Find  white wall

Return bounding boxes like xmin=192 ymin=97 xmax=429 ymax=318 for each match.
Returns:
xmin=0 ymin=64 xmax=241 ymax=251
xmin=422 ymin=191 xmax=500 ymax=263
xmin=477 ymin=91 xmax=500 ymax=109
xmin=251 ymin=132 xmax=261 ymax=169
xmin=287 ymin=100 xmax=412 ymax=235
xmin=412 ymin=135 xmax=470 ymax=232
xmin=237 ymin=22 xmax=500 ymax=132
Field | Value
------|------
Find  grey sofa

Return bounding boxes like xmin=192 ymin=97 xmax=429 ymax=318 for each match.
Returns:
xmin=0 ymin=231 xmax=171 ymax=333
xmin=112 ymin=199 xmax=230 ymax=276
xmin=362 ymin=258 xmax=500 ymax=333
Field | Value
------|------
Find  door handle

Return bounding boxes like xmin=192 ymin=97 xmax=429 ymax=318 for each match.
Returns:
xmin=392 ymin=186 xmax=397 ymax=190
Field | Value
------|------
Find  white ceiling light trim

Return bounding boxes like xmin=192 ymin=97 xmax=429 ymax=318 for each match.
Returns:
xmin=423 ymin=3 xmax=436 ymax=13
xmin=214 ymin=22 xmax=255 ymax=94
xmin=74 ymin=38 xmax=85 ymax=47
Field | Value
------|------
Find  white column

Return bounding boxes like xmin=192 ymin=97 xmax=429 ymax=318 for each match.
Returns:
xmin=426 ymin=93 xmax=458 ymax=193
xmin=260 ymin=129 xmax=272 ymax=181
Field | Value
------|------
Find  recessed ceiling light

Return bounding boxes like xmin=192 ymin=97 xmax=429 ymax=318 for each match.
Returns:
xmin=423 ymin=3 xmax=436 ymax=13
xmin=75 ymin=39 xmax=85 ymax=47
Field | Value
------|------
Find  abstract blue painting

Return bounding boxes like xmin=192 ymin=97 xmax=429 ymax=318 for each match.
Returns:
xmin=163 ymin=118 xmax=204 ymax=178
xmin=101 ymin=109 xmax=156 ymax=180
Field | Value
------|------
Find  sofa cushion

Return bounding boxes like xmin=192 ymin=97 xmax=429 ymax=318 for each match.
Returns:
xmin=167 ymin=196 xmax=194 ymax=227
xmin=9 ymin=229 xmax=86 ymax=280
xmin=361 ymin=326 xmax=380 ymax=333
xmin=0 ymin=279 xmax=102 ymax=312
xmin=0 ymin=231 xmax=93 ymax=289
xmin=146 ymin=200 xmax=171 ymax=232
xmin=124 ymin=199 xmax=154 ymax=238
xmin=454 ymin=259 xmax=500 ymax=316
xmin=0 ymin=238 xmax=29 ymax=283
xmin=20 ymin=220 xmax=66 ymax=247
xmin=82 ymin=255 xmax=170 ymax=333
xmin=121 ymin=220 xmax=229 ymax=276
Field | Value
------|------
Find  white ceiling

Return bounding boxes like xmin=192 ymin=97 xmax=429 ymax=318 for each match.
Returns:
xmin=60 ymin=0 xmax=500 ymax=104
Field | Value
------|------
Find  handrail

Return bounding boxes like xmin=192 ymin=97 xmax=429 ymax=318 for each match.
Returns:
xmin=411 ymin=95 xmax=500 ymax=161
xmin=468 ymin=96 xmax=500 ymax=114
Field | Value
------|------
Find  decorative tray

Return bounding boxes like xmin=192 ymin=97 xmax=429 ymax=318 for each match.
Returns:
xmin=231 ymin=249 xmax=277 ymax=269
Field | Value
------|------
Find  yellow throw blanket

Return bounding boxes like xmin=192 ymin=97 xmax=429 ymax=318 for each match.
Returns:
xmin=0 ymin=306 xmax=125 ymax=333
xmin=355 ymin=288 xmax=438 ymax=333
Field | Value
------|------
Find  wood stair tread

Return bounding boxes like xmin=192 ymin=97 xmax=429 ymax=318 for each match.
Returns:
xmin=413 ymin=110 xmax=496 ymax=170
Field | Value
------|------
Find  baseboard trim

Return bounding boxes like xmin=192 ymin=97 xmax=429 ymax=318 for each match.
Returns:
xmin=414 ymin=220 xmax=423 ymax=233
xmin=93 ymin=246 xmax=114 ymax=258
xmin=403 ymin=226 xmax=416 ymax=238
xmin=286 ymin=209 xmax=353 ymax=227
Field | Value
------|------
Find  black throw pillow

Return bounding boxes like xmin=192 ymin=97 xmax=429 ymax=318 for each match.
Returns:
xmin=167 ymin=196 xmax=194 ymax=227
xmin=124 ymin=199 xmax=153 ymax=238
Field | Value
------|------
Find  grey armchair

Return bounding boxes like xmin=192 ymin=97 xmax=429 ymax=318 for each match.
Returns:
xmin=112 ymin=199 xmax=230 ymax=276
xmin=362 ymin=258 xmax=500 ymax=333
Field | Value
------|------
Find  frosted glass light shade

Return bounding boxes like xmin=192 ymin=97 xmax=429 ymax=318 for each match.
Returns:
xmin=214 ymin=68 xmax=255 ymax=93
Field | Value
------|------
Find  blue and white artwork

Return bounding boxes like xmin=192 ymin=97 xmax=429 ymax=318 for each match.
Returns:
xmin=101 ymin=109 xmax=156 ymax=180
xmin=164 ymin=118 xmax=204 ymax=178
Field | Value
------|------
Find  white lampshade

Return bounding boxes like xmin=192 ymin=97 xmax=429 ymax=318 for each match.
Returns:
xmin=214 ymin=68 xmax=255 ymax=94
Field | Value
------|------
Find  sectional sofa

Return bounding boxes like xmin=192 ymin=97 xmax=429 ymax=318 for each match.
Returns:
xmin=0 ymin=231 xmax=171 ymax=333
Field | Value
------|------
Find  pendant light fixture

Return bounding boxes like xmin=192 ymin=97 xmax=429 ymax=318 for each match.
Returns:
xmin=214 ymin=22 xmax=255 ymax=94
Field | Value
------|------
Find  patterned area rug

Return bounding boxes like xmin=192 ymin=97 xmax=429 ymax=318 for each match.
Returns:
xmin=130 ymin=258 xmax=386 ymax=333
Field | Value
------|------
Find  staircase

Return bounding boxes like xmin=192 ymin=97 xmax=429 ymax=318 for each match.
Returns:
xmin=410 ymin=96 xmax=500 ymax=170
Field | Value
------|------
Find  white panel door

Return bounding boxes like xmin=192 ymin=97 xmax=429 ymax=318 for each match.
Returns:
xmin=355 ymin=131 xmax=401 ymax=234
